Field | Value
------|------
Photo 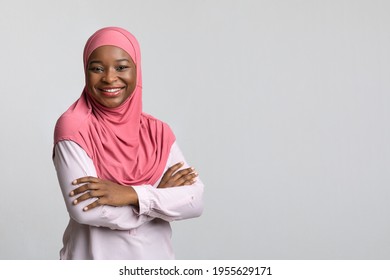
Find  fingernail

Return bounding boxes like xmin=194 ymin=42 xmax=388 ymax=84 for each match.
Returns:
xmin=194 ymin=172 xmax=198 ymax=176
xmin=83 ymin=207 xmax=88 ymax=211
xmin=72 ymin=180 xmax=77 ymax=185
xmin=73 ymin=200 xmax=78 ymax=205
xmin=69 ymin=191 xmax=74 ymax=196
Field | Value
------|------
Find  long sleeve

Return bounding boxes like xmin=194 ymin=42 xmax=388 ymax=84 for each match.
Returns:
xmin=53 ymin=140 xmax=153 ymax=230
xmin=132 ymin=142 xmax=204 ymax=222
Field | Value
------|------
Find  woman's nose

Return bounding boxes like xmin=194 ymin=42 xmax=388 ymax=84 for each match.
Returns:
xmin=102 ymin=68 xmax=117 ymax=83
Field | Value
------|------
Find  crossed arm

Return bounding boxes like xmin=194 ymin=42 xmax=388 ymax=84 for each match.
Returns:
xmin=70 ymin=161 xmax=198 ymax=211
xmin=53 ymin=140 xmax=204 ymax=230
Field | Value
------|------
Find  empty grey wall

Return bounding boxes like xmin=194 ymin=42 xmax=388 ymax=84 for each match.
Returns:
xmin=0 ymin=0 xmax=389 ymax=259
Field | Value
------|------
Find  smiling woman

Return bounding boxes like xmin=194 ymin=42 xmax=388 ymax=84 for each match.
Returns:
xmin=52 ymin=27 xmax=204 ymax=260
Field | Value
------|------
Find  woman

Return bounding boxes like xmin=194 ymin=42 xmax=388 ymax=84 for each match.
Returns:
xmin=53 ymin=27 xmax=204 ymax=260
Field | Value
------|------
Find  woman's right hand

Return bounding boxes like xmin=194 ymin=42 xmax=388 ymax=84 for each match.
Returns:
xmin=158 ymin=162 xmax=198 ymax=188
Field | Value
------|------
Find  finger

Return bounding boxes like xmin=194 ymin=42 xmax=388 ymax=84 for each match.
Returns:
xmin=177 ymin=167 xmax=196 ymax=175
xmin=164 ymin=169 xmax=196 ymax=186
xmin=181 ymin=171 xmax=198 ymax=182
xmin=183 ymin=178 xmax=197 ymax=185
xmin=171 ymin=167 xmax=196 ymax=181
xmin=70 ymin=183 xmax=99 ymax=196
xmin=72 ymin=191 xmax=95 ymax=205
xmin=166 ymin=162 xmax=185 ymax=176
xmin=160 ymin=162 xmax=184 ymax=184
xmin=83 ymin=198 xmax=101 ymax=211
xmin=70 ymin=184 xmax=89 ymax=196
xmin=72 ymin=176 xmax=100 ymax=185
xmin=172 ymin=172 xmax=198 ymax=187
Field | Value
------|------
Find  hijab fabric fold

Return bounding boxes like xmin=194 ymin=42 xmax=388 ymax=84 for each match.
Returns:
xmin=54 ymin=27 xmax=175 ymax=186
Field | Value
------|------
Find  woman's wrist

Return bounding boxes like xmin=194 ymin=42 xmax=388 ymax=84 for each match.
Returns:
xmin=127 ymin=186 xmax=139 ymax=206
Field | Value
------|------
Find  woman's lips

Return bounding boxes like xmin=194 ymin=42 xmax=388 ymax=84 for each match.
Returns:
xmin=98 ymin=87 xmax=124 ymax=97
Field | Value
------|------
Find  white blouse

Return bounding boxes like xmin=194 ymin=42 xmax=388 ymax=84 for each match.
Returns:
xmin=53 ymin=140 xmax=204 ymax=260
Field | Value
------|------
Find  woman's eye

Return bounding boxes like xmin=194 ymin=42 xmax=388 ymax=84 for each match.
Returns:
xmin=89 ymin=67 xmax=104 ymax=73
xmin=116 ymin=65 xmax=129 ymax=71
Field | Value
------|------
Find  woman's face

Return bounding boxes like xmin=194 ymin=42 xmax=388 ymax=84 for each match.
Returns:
xmin=86 ymin=45 xmax=137 ymax=108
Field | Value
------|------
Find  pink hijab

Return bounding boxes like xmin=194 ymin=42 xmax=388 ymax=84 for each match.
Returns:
xmin=54 ymin=27 xmax=175 ymax=186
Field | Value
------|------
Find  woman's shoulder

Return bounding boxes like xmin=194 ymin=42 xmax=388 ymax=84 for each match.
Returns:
xmin=141 ymin=112 xmax=159 ymax=121
xmin=54 ymin=101 xmax=91 ymax=142
xmin=141 ymin=112 xmax=176 ymax=138
xmin=55 ymin=111 xmax=87 ymax=131
xmin=141 ymin=112 xmax=169 ymax=126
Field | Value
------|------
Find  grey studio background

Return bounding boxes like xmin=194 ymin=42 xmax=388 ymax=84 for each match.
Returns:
xmin=0 ymin=0 xmax=389 ymax=259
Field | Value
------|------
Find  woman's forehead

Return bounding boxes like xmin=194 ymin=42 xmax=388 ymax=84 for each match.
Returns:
xmin=87 ymin=45 xmax=135 ymax=65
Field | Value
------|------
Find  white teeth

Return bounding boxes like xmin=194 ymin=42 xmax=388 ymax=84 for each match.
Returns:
xmin=102 ymin=88 xmax=121 ymax=92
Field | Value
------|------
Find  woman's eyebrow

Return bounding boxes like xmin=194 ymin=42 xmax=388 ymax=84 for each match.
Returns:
xmin=116 ymin=59 xmax=130 ymax=63
xmin=88 ymin=60 xmax=102 ymax=65
xmin=88 ymin=59 xmax=130 ymax=65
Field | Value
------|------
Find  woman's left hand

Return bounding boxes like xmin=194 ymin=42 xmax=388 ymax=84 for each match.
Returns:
xmin=69 ymin=176 xmax=138 ymax=211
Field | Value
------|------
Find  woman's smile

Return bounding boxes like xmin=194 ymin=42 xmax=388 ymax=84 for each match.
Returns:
xmin=98 ymin=87 xmax=126 ymax=97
